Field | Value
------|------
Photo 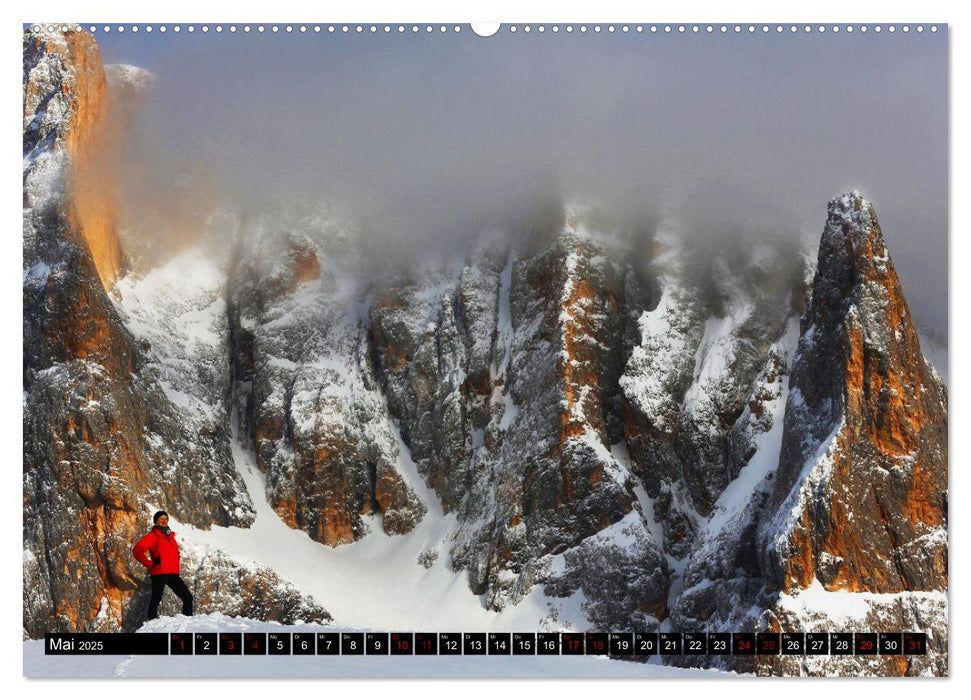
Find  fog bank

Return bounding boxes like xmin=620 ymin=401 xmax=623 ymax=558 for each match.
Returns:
xmin=95 ymin=27 xmax=948 ymax=341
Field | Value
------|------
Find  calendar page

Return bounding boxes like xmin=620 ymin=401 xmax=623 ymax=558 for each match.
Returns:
xmin=22 ymin=20 xmax=947 ymax=678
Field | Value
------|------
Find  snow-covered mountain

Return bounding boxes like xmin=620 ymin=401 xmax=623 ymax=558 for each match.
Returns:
xmin=22 ymin=26 xmax=948 ymax=676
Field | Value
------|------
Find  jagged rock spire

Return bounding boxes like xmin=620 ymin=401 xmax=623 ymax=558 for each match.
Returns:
xmin=759 ymin=192 xmax=947 ymax=594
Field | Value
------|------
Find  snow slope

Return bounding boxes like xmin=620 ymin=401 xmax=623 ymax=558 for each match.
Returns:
xmin=167 ymin=425 xmax=590 ymax=632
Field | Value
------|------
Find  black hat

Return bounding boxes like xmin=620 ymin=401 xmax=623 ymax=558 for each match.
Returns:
xmin=153 ymin=510 xmax=168 ymax=524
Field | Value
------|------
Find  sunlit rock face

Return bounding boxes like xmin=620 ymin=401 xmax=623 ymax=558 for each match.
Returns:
xmin=747 ymin=193 xmax=948 ymax=675
xmin=23 ymin=26 xmax=259 ymax=637
xmin=662 ymin=194 xmax=949 ymax=676
xmin=23 ymin=28 xmax=125 ymax=290
xmin=760 ymin=193 xmax=947 ymax=595
xmin=23 ymin=29 xmax=947 ymax=676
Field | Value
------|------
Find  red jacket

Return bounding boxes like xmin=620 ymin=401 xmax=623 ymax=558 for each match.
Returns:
xmin=132 ymin=527 xmax=181 ymax=575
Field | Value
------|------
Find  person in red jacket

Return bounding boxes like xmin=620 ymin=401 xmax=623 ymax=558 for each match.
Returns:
xmin=132 ymin=511 xmax=193 ymax=620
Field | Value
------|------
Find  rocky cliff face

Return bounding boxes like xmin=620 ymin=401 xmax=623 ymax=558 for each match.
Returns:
xmin=667 ymin=194 xmax=948 ymax=676
xmin=750 ymin=193 xmax=948 ymax=675
xmin=228 ymin=213 xmax=426 ymax=546
xmin=22 ymin=27 xmax=321 ymax=637
xmin=23 ymin=28 xmax=124 ymax=290
xmin=367 ymin=209 xmax=664 ymax=612
xmin=759 ymin=193 xmax=947 ymax=595
xmin=23 ymin=28 xmax=947 ymax=677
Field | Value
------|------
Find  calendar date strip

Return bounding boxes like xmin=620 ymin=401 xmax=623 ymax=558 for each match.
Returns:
xmin=45 ymin=631 xmax=928 ymax=656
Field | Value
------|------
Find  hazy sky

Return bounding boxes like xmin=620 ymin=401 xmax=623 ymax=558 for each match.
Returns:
xmin=94 ymin=26 xmax=948 ymax=341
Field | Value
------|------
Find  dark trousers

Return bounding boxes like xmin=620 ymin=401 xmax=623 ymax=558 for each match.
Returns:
xmin=148 ymin=574 xmax=193 ymax=619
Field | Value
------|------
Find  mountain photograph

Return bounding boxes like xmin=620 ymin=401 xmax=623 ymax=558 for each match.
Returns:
xmin=22 ymin=23 xmax=947 ymax=677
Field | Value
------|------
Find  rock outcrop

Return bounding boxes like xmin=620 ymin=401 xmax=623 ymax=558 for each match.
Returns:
xmin=123 ymin=540 xmax=331 ymax=629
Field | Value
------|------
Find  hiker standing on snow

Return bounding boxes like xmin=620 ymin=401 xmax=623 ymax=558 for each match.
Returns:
xmin=132 ymin=511 xmax=194 ymax=620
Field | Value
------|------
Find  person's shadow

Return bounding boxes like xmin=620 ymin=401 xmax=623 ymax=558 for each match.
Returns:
xmin=121 ymin=579 xmax=151 ymax=631
xmin=120 ymin=575 xmax=187 ymax=631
